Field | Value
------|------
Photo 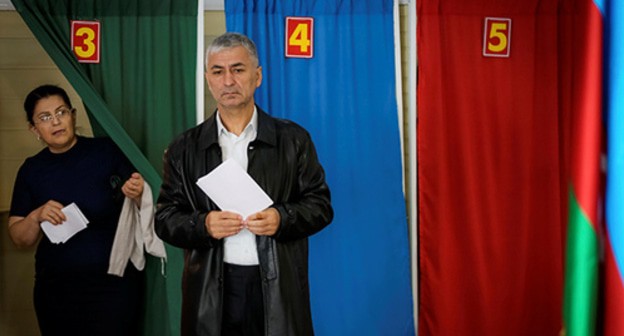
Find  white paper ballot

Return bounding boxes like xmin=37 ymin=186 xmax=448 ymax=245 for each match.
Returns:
xmin=196 ymin=158 xmax=273 ymax=218
xmin=40 ymin=202 xmax=89 ymax=244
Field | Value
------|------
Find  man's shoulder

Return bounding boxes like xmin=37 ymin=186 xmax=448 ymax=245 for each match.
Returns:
xmin=168 ymin=117 xmax=216 ymax=151
xmin=260 ymin=110 xmax=310 ymax=138
xmin=272 ymin=117 xmax=311 ymax=139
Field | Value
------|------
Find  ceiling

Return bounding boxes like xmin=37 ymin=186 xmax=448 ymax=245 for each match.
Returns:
xmin=0 ymin=0 xmax=224 ymax=11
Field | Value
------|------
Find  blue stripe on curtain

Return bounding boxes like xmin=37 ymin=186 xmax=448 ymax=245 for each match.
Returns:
xmin=226 ymin=1 xmax=415 ymax=334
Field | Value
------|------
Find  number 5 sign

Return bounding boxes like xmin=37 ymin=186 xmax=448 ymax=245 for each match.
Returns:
xmin=483 ymin=17 xmax=511 ymax=58
xmin=71 ymin=20 xmax=100 ymax=63
xmin=285 ymin=17 xmax=313 ymax=58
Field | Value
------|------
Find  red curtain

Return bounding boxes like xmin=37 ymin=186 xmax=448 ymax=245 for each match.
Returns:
xmin=417 ymin=0 xmax=574 ymax=334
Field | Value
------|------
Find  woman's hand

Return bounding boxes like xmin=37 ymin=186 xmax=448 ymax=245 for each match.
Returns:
xmin=8 ymin=200 xmax=64 ymax=248
xmin=30 ymin=200 xmax=66 ymax=225
xmin=121 ymin=172 xmax=144 ymax=204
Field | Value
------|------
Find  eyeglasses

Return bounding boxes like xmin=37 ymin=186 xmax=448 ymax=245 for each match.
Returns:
xmin=34 ymin=108 xmax=74 ymax=125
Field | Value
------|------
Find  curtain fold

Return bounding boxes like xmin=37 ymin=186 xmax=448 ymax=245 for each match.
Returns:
xmin=11 ymin=1 xmax=196 ymax=334
xmin=561 ymin=0 xmax=603 ymax=335
xmin=226 ymin=1 xmax=415 ymax=334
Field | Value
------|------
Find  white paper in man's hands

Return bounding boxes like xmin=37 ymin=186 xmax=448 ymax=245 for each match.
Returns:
xmin=196 ymin=158 xmax=273 ymax=218
xmin=40 ymin=202 xmax=89 ymax=244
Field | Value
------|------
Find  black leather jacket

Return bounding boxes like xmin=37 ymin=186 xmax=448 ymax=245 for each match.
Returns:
xmin=155 ymin=108 xmax=333 ymax=336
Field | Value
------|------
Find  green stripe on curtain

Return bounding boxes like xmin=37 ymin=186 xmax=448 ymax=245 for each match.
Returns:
xmin=11 ymin=1 xmax=196 ymax=335
xmin=563 ymin=189 xmax=599 ymax=335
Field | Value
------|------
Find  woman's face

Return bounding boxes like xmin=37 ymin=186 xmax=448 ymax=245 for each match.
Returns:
xmin=30 ymin=95 xmax=77 ymax=153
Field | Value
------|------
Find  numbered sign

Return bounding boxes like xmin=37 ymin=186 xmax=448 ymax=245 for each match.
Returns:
xmin=71 ymin=20 xmax=100 ymax=63
xmin=483 ymin=17 xmax=511 ymax=58
xmin=285 ymin=17 xmax=313 ymax=58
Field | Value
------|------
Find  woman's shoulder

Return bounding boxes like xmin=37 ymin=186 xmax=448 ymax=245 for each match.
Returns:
xmin=81 ymin=135 xmax=114 ymax=147
xmin=16 ymin=147 xmax=52 ymax=178
xmin=20 ymin=145 xmax=53 ymax=166
xmin=80 ymin=136 xmax=118 ymax=153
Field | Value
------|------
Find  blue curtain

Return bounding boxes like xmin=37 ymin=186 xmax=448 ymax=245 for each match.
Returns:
xmin=226 ymin=1 xmax=414 ymax=334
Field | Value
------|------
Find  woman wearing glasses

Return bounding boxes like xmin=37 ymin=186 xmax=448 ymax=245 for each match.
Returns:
xmin=7 ymin=84 xmax=144 ymax=336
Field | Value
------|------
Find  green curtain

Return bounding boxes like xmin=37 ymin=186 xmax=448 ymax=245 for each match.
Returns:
xmin=11 ymin=0 xmax=196 ymax=335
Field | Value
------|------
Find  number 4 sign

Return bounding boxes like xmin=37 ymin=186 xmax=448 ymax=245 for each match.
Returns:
xmin=483 ymin=17 xmax=511 ymax=58
xmin=285 ymin=17 xmax=313 ymax=58
xmin=71 ymin=20 xmax=100 ymax=63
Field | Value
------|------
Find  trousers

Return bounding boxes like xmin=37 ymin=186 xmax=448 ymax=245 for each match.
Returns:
xmin=222 ymin=263 xmax=265 ymax=336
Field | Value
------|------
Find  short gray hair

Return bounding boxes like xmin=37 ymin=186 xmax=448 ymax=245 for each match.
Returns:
xmin=205 ymin=32 xmax=259 ymax=69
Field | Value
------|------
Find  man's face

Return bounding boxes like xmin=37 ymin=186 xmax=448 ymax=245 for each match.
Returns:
xmin=205 ymin=46 xmax=262 ymax=112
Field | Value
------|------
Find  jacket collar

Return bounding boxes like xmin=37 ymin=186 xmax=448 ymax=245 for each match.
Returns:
xmin=198 ymin=105 xmax=276 ymax=151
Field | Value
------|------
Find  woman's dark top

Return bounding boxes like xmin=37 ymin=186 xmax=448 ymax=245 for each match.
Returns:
xmin=10 ymin=136 xmax=133 ymax=276
xmin=9 ymin=136 xmax=141 ymax=336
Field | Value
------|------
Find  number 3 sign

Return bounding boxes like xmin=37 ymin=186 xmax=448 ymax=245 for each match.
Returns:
xmin=483 ymin=17 xmax=511 ymax=58
xmin=285 ymin=17 xmax=313 ymax=58
xmin=71 ymin=20 xmax=100 ymax=63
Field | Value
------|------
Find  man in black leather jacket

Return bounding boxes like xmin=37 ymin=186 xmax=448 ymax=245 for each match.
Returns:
xmin=155 ymin=32 xmax=333 ymax=336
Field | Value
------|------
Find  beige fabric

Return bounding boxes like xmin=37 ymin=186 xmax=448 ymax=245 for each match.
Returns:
xmin=108 ymin=182 xmax=167 ymax=276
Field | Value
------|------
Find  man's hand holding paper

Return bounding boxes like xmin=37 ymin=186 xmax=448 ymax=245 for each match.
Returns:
xmin=204 ymin=210 xmax=244 ymax=239
xmin=196 ymin=159 xmax=275 ymax=239
xmin=246 ymin=207 xmax=281 ymax=236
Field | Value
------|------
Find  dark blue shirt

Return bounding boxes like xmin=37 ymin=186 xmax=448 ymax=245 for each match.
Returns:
xmin=10 ymin=136 xmax=134 ymax=277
